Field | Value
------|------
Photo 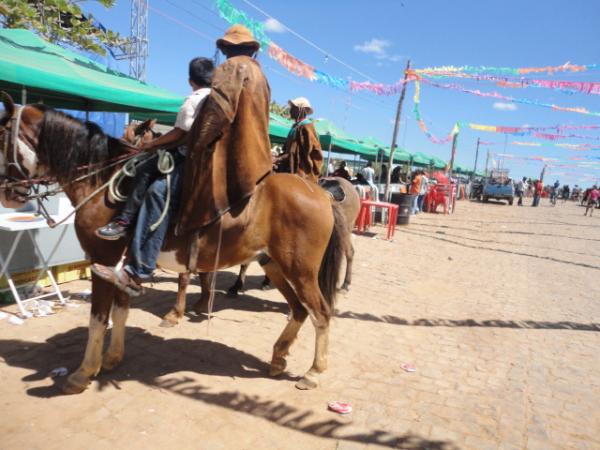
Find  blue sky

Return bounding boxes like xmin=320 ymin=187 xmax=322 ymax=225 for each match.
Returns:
xmin=85 ymin=0 xmax=600 ymax=186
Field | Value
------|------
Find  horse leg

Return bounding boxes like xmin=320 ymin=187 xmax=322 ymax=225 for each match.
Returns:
xmin=261 ymin=261 xmax=308 ymax=377
xmin=102 ymin=290 xmax=130 ymax=370
xmin=291 ymin=280 xmax=331 ymax=390
xmin=340 ymin=242 xmax=355 ymax=292
xmin=193 ymin=272 xmax=214 ymax=315
xmin=63 ymin=274 xmax=114 ymax=394
xmin=160 ymin=272 xmax=190 ymax=327
xmin=227 ymin=264 xmax=248 ymax=297
xmin=261 ymin=275 xmax=272 ymax=290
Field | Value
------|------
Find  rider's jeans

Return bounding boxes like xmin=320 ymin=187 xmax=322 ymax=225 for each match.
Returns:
xmin=124 ymin=152 xmax=185 ymax=280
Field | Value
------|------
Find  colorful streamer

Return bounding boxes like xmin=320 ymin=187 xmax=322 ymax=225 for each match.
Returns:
xmin=413 ymin=80 xmax=458 ymax=144
xmin=267 ymin=43 xmax=315 ymax=79
xmin=215 ymin=0 xmax=600 ymax=117
xmin=414 ymin=63 xmax=599 ymax=77
xmin=215 ymin=0 xmax=271 ymax=49
xmin=421 ymin=79 xmax=600 ymax=117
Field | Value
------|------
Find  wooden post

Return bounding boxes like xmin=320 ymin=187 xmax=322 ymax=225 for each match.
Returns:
xmin=385 ymin=60 xmax=411 ymax=201
xmin=484 ymin=149 xmax=490 ymax=177
xmin=471 ymin=137 xmax=480 ymax=180
xmin=448 ymin=131 xmax=458 ymax=177
xmin=325 ymin=138 xmax=333 ymax=175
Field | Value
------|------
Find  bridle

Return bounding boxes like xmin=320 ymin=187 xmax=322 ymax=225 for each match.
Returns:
xmin=1 ymin=105 xmax=57 ymax=225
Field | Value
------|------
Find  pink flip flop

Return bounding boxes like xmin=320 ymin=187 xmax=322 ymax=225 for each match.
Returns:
xmin=400 ymin=363 xmax=416 ymax=373
xmin=328 ymin=401 xmax=352 ymax=414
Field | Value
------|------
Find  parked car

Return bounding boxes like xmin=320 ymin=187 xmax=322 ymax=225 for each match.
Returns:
xmin=482 ymin=171 xmax=514 ymax=205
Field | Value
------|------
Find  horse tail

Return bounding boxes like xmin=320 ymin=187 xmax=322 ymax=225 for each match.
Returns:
xmin=318 ymin=202 xmax=347 ymax=315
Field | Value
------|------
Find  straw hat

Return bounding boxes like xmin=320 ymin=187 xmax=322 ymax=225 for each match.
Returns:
xmin=216 ymin=24 xmax=260 ymax=52
xmin=288 ymin=97 xmax=313 ymax=115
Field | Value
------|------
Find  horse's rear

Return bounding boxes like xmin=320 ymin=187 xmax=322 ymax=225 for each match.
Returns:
xmin=319 ymin=176 xmax=360 ymax=290
xmin=223 ymin=173 xmax=347 ymax=389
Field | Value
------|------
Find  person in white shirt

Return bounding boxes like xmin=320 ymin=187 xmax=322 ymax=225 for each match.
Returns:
xmin=96 ymin=57 xmax=213 ymax=240
xmin=361 ymin=161 xmax=376 ymax=188
xmin=91 ymin=57 xmax=213 ymax=290
xmin=418 ymin=171 xmax=429 ymax=211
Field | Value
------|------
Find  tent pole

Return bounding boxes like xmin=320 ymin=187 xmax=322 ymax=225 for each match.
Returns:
xmin=326 ymin=138 xmax=332 ymax=175
xmin=385 ymin=60 xmax=411 ymax=201
xmin=21 ymin=87 xmax=27 ymax=105
xmin=471 ymin=137 xmax=480 ymax=180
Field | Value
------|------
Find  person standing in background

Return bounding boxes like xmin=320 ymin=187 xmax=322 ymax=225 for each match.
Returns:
xmin=409 ymin=170 xmax=423 ymax=214
xmin=418 ymin=170 xmax=429 ymax=212
xmin=516 ymin=176 xmax=527 ymax=206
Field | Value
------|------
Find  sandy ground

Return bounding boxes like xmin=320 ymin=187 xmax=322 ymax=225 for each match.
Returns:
xmin=1 ymin=199 xmax=599 ymax=450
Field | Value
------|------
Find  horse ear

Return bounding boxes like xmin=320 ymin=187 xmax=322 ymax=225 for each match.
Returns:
xmin=134 ymin=118 xmax=155 ymax=135
xmin=1 ymin=91 xmax=15 ymax=118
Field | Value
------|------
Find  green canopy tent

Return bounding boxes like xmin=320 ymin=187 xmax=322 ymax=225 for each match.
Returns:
xmin=267 ymin=112 xmax=294 ymax=144
xmin=453 ymin=163 xmax=471 ymax=174
xmin=430 ymin=155 xmax=447 ymax=170
xmin=0 ymin=29 xmax=184 ymax=114
xmin=411 ymin=151 xmax=433 ymax=167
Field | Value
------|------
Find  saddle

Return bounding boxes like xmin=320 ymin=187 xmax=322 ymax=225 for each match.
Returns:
xmin=318 ymin=178 xmax=346 ymax=202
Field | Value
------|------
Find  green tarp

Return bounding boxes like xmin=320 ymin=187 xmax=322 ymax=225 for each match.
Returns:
xmin=411 ymin=151 xmax=433 ymax=166
xmin=313 ymin=119 xmax=378 ymax=157
xmin=0 ymin=29 xmax=184 ymax=114
xmin=453 ymin=163 xmax=470 ymax=174
xmin=430 ymin=155 xmax=447 ymax=169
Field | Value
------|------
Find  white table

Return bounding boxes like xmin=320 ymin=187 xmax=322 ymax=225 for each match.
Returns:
xmin=0 ymin=212 xmax=73 ymax=315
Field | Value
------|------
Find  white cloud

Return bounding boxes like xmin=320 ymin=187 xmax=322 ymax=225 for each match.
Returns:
xmin=354 ymin=38 xmax=403 ymax=64
xmin=264 ymin=18 xmax=285 ymax=33
xmin=493 ymin=102 xmax=517 ymax=111
xmin=354 ymin=38 xmax=390 ymax=56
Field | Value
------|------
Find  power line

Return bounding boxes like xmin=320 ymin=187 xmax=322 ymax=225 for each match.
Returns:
xmin=240 ymin=0 xmax=380 ymax=83
xmin=160 ymin=0 xmax=226 ymax=33
xmin=149 ymin=5 xmax=215 ymax=41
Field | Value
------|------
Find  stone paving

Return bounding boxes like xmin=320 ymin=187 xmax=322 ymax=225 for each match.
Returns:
xmin=1 ymin=200 xmax=599 ymax=449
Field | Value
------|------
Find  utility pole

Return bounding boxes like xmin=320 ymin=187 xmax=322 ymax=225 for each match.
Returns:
xmin=448 ymin=130 xmax=458 ymax=177
xmin=484 ymin=149 xmax=490 ymax=177
xmin=471 ymin=137 xmax=480 ymax=180
xmin=385 ymin=59 xmax=411 ymax=201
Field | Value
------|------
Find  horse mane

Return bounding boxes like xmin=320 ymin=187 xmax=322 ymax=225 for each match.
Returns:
xmin=36 ymin=107 xmax=123 ymax=184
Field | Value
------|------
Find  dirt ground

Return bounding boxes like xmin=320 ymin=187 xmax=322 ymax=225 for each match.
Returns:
xmin=1 ymin=198 xmax=599 ymax=450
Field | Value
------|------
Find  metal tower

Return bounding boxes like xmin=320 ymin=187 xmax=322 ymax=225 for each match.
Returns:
xmin=128 ymin=0 xmax=148 ymax=80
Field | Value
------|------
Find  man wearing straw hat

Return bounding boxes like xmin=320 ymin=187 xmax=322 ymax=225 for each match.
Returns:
xmin=275 ymin=97 xmax=323 ymax=183
xmin=176 ymin=24 xmax=273 ymax=235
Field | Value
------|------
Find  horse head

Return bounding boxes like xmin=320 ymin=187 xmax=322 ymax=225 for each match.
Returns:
xmin=123 ymin=118 xmax=160 ymax=147
xmin=0 ymin=92 xmax=47 ymax=208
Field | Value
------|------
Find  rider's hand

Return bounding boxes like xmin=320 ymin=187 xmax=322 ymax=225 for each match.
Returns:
xmin=138 ymin=141 xmax=155 ymax=152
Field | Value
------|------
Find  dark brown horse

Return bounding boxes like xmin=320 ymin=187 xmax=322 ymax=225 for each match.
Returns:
xmin=0 ymin=96 xmax=346 ymax=394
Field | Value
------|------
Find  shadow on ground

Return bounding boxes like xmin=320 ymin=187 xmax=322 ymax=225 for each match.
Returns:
xmin=0 ymin=327 xmax=457 ymax=450
xmin=336 ymin=310 xmax=600 ymax=332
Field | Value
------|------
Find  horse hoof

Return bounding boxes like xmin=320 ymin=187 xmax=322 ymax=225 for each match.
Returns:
xmin=261 ymin=283 xmax=272 ymax=291
xmin=62 ymin=373 xmax=90 ymax=395
xmin=269 ymin=359 xmax=287 ymax=377
xmin=102 ymin=353 xmax=122 ymax=371
xmin=193 ymin=301 xmax=209 ymax=315
xmin=226 ymin=288 xmax=239 ymax=298
xmin=295 ymin=375 xmax=319 ymax=390
xmin=159 ymin=318 xmax=177 ymax=328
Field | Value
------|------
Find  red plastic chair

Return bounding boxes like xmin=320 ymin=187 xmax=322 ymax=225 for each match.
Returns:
xmin=356 ymin=200 xmax=399 ymax=240
xmin=428 ymin=184 xmax=456 ymax=214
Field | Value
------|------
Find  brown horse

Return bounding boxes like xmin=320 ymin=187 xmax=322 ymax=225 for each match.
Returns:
xmin=228 ymin=177 xmax=360 ymax=296
xmin=0 ymin=96 xmax=346 ymax=394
